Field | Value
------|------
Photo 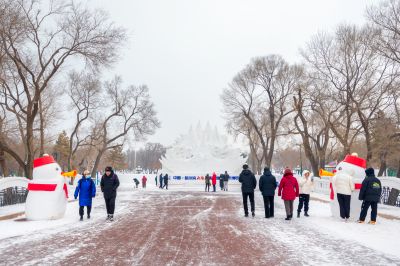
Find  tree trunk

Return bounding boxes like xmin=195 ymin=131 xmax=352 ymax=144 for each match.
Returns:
xmin=39 ymin=97 xmax=45 ymax=156
xmin=0 ymin=148 xmax=8 ymax=176
xmin=91 ymin=149 xmax=105 ymax=180
xmin=377 ymin=152 xmax=387 ymax=177
xmin=397 ymin=159 xmax=400 ymax=179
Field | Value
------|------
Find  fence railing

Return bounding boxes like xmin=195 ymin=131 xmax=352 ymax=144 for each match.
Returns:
xmin=0 ymin=187 xmax=28 ymax=207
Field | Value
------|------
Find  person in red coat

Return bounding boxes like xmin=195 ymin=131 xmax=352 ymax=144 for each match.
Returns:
xmin=142 ymin=175 xmax=147 ymax=189
xmin=211 ymin=172 xmax=217 ymax=192
xmin=278 ymin=168 xmax=299 ymax=220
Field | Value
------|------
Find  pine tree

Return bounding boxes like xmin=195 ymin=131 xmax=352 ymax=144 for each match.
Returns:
xmin=53 ymin=131 xmax=70 ymax=170
xmin=106 ymin=146 xmax=127 ymax=171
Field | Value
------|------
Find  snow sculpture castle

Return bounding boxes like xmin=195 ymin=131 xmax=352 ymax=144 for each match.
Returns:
xmin=160 ymin=122 xmax=247 ymax=175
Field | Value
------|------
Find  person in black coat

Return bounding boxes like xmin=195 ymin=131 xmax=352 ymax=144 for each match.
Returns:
xmin=239 ymin=164 xmax=257 ymax=217
xmin=223 ymin=171 xmax=230 ymax=191
xmin=159 ymin=173 xmax=163 ymax=189
xmin=259 ymin=167 xmax=277 ymax=218
xmin=163 ymin=174 xmax=169 ymax=190
xmin=219 ymin=174 xmax=224 ymax=190
xmin=358 ymin=168 xmax=382 ymax=224
xmin=100 ymin=166 xmax=120 ymax=221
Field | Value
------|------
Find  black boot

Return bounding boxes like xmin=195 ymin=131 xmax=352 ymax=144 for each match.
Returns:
xmin=245 ymin=213 xmax=249 ymax=217
xmin=285 ymin=215 xmax=290 ymax=221
xmin=79 ymin=216 xmax=83 ymax=221
xmin=252 ymin=212 xmax=255 ymax=218
xmin=305 ymin=212 xmax=309 ymax=217
xmin=297 ymin=211 xmax=300 ymax=218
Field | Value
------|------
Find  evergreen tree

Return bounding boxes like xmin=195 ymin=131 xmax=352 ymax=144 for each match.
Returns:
xmin=53 ymin=131 xmax=70 ymax=170
xmin=106 ymin=146 xmax=127 ymax=171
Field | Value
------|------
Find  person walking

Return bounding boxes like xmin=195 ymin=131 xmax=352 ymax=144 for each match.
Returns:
xmin=74 ymin=170 xmax=96 ymax=221
xmin=205 ymin=174 xmax=211 ymax=192
xmin=332 ymin=167 xmax=354 ymax=221
xmin=155 ymin=175 xmax=158 ymax=187
xmin=239 ymin=164 xmax=257 ymax=217
xmin=159 ymin=173 xmax=163 ymax=189
xmin=223 ymin=171 xmax=230 ymax=191
xmin=297 ymin=170 xmax=314 ymax=218
xmin=219 ymin=173 xmax=224 ymax=191
xmin=133 ymin=178 xmax=140 ymax=189
xmin=259 ymin=167 xmax=277 ymax=218
xmin=142 ymin=175 xmax=147 ymax=189
xmin=163 ymin=174 xmax=169 ymax=190
xmin=278 ymin=168 xmax=299 ymax=220
xmin=100 ymin=166 xmax=120 ymax=221
xmin=357 ymin=168 xmax=382 ymax=224
xmin=211 ymin=172 xmax=217 ymax=192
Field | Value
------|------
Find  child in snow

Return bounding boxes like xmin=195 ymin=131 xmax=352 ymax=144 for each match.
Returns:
xmin=278 ymin=168 xmax=299 ymax=220
xmin=297 ymin=170 xmax=314 ymax=218
xmin=357 ymin=168 xmax=382 ymax=224
xmin=74 ymin=170 xmax=96 ymax=221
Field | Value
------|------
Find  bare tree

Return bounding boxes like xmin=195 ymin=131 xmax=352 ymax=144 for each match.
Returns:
xmin=222 ymin=55 xmax=300 ymax=168
xmin=302 ymin=25 xmax=396 ymax=164
xmin=66 ymin=71 xmax=100 ymax=173
xmin=89 ymin=77 xmax=160 ymax=178
xmin=0 ymin=0 xmax=126 ymax=178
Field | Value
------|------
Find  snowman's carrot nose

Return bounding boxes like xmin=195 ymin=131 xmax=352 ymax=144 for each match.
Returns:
xmin=61 ymin=170 xmax=77 ymax=177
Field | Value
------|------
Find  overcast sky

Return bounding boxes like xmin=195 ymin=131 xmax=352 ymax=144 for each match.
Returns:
xmin=86 ymin=0 xmax=374 ymax=147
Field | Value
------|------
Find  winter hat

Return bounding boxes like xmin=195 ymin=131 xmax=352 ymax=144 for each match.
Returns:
xmin=243 ymin=164 xmax=249 ymax=170
xmin=264 ymin=167 xmax=271 ymax=174
xmin=365 ymin=168 xmax=375 ymax=177
xmin=302 ymin=170 xmax=310 ymax=176
xmin=105 ymin=166 xmax=113 ymax=172
xmin=284 ymin=168 xmax=293 ymax=176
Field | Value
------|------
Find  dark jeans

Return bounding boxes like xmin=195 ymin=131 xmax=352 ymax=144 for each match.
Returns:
xmin=284 ymin=200 xmax=294 ymax=216
xmin=263 ymin=196 xmax=274 ymax=218
xmin=105 ymin=197 xmax=116 ymax=215
xmin=163 ymin=183 xmax=168 ymax=190
xmin=337 ymin=193 xmax=351 ymax=219
xmin=242 ymin=192 xmax=255 ymax=215
xmin=79 ymin=205 xmax=92 ymax=217
xmin=359 ymin=201 xmax=378 ymax=222
xmin=159 ymin=180 xmax=163 ymax=188
xmin=212 ymin=185 xmax=216 ymax=192
xmin=297 ymin=194 xmax=310 ymax=213
xmin=205 ymin=183 xmax=210 ymax=192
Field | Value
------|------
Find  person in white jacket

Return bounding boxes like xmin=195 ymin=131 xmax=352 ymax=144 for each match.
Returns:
xmin=297 ymin=170 xmax=314 ymax=218
xmin=332 ymin=167 xmax=355 ymax=220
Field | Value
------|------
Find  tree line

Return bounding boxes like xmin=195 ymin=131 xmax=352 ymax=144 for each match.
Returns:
xmin=221 ymin=0 xmax=400 ymax=177
xmin=0 ymin=0 xmax=160 ymax=179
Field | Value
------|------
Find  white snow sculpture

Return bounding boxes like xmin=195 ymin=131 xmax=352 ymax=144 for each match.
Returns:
xmin=25 ymin=154 xmax=68 ymax=220
xmin=160 ymin=122 xmax=247 ymax=175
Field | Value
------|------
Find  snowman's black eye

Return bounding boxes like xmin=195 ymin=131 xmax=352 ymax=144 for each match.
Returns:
xmin=56 ymin=167 xmax=59 ymax=171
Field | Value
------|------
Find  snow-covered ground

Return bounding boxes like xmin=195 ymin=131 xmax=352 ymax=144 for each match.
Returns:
xmin=0 ymin=173 xmax=400 ymax=265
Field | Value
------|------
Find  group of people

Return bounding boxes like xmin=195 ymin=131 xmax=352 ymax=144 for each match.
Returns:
xmin=72 ymin=163 xmax=382 ymax=224
xmin=332 ymin=167 xmax=382 ymax=224
xmin=74 ymin=166 xmax=120 ymax=222
xmin=204 ymin=171 xmax=230 ymax=192
xmin=238 ymin=164 xmax=382 ymax=223
xmin=157 ymin=173 xmax=169 ymax=190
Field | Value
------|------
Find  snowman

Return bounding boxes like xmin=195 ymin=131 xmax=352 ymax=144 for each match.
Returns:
xmin=25 ymin=154 xmax=68 ymax=220
xmin=330 ymin=153 xmax=366 ymax=221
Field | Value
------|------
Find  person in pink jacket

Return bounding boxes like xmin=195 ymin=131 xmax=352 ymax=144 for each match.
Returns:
xmin=278 ymin=168 xmax=299 ymax=220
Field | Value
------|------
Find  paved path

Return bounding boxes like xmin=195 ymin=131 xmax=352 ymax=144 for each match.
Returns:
xmin=0 ymin=188 xmax=399 ymax=265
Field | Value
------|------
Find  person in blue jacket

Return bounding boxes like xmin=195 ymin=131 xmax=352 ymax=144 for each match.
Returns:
xmin=74 ymin=170 xmax=96 ymax=221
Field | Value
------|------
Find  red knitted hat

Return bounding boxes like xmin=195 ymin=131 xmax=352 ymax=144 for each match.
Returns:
xmin=342 ymin=155 xmax=366 ymax=169
xmin=33 ymin=155 xmax=56 ymax=168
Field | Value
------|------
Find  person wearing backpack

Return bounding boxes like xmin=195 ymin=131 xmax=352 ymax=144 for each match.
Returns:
xmin=74 ymin=170 xmax=96 ymax=221
xmin=100 ymin=166 xmax=120 ymax=221
xmin=357 ymin=168 xmax=382 ymax=225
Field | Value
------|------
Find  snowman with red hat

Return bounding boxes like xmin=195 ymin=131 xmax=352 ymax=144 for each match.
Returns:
xmin=330 ymin=153 xmax=366 ymax=221
xmin=25 ymin=154 xmax=69 ymax=220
